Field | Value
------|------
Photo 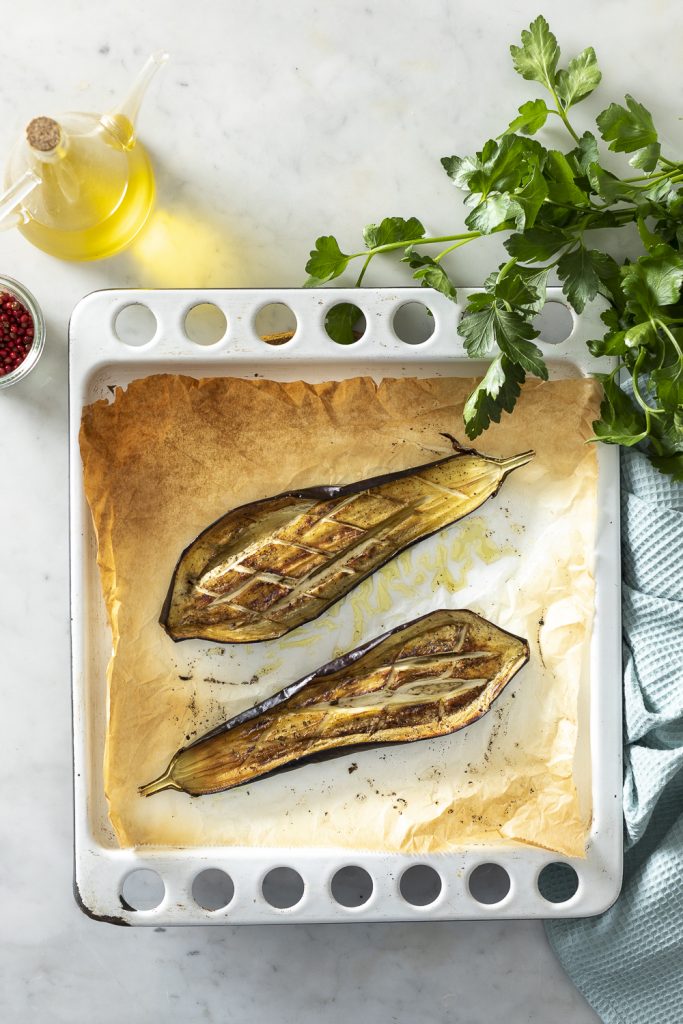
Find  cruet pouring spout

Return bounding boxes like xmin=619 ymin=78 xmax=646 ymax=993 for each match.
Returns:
xmin=100 ymin=50 xmax=169 ymax=150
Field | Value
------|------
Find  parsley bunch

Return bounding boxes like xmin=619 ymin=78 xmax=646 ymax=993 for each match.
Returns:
xmin=304 ymin=16 xmax=683 ymax=479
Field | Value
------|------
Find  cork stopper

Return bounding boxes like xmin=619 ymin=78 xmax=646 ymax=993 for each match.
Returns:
xmin=26 ymin=117 xmax=61 ymax=152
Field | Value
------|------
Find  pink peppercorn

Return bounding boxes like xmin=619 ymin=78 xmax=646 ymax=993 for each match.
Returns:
xmin=0 ymin=291 xmax=34 ymax=376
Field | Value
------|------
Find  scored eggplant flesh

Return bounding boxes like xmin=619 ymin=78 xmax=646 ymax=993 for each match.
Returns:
xmin=141 ymin=609 xmax=530 ymax=797
xmin=161 ymin=445 xmax=534 ymax=643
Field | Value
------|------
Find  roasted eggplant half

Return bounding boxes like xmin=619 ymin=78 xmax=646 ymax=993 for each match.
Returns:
xmin=161 ymin=445 xmax=534 ymax=643
xmin=141 ymin=609 xmax=529 ymax=797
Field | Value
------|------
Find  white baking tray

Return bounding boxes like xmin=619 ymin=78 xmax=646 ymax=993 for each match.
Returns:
xmin=69 ymin=286 xmax=622 ymax=925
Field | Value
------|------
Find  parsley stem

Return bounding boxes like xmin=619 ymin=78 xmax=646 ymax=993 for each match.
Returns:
xmin=354 ymin=231 xmax=486 ymax=283
xmin=548 ymin=90 xmax=580 ymax=143
xmin=545 ymin=108 xmax=584 ymax=146
xmin=631 ymin=348 xmax=664 ymax=420
xmin=355 ymin=254 xmax=373 ymax=287
xmin=625 ymin=167 xmax=683 ymax=186
xmin=433 ymin=237 xmax=478 ymax=262
xmin=545 ymin=197 xmax=604 ymax=213
xmin=584 ymin=209 xmax=638 ymax=230
xmin=496 ymin=258 xmax=518 ymax=283
xmin=621 ymin=168 xmax=672 ymax=184
xmin=657 ymin=319 xmax=683 ymax=360
xmin=349 ymin=232 xmax=482 ymax=261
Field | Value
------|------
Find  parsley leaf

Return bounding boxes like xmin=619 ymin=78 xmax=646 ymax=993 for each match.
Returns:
xmin=592 ymin=374 xmax=648 ymax=446
xmin=649 ymin=453 xmax=683 ymax=482
xmin=596 ymin=95 xmax=661 ymax=171
xmin=587 ymin=331 xmax=629 ymax=358
xmin=466 ymin=292 xmax=497 ymax=312
xmin=588 ymin=163 xmax=670 ymax=206
xmin=510 ymin=15 xmax=560 ymax=91
xmin=502 ymin=99 xmax=549 ymax=136
xmin=544 ymin=150 xmax=590 ymax=207
xmin=492 ymin=273 xmax=540 ymax=308
xmin=465 ymin=194 xmax=522 ymax=233
xmin=324 ymin=303 xmax=364 ymax=345
xmin=451 ymin=136 xmax=547 ymax=232
xmin=592 ymin=252 xmax=625 ymax=312
xmin=458 ymin=303 xmax=501 ymax=357
xmin=557 ymin=245 xmax=603 ymax=312
xmin=652 ymin=358 xmax=683 ymax=412
xmin=555 ymin=47 xmax=601 ymax=108
xmin=512 ymin=265 xmax=550 ymax=312
xmin=637 ymin=215 xmax=661 ymax=252
xmin=656 ymin=194 xmax=683 ymax=249
xmin=567 ymin=131 xmax=600 ymax=176
xmin=441 ymin=154 xmax=481 ymax=189
xmin=466 ymin=135 xmax=539 ymax=197
xmin=497 ymin=332 xmax=548 ymax=378
xmin=469 ymin=275 xmax=548 ymax=376
xmin=586 ymin=164 xmax=638 ymax=204
xmin=459 ymin=300 xmax=546 ymax=382
xmin=621 ymin=245 xmax=683 ymax=318
xmin=513 ymin=161 xmax=548 ymax=229
xmin=630 ymin=143 xmax=662 ymax=173
xmin=463 ymin=356 xmax=526 ymax=438
xmin=482 ymin=267 xmax=546 ymax=308
xmin=649 ymin=408 xmax=683 ymax=466
xmin=600 ymin=307 xmax=622 ymax=332
xmin=363 ymin=217 xmax=425 ymax=249
xmin=504 ymin=226 xmax=570 ymax=261
xmin=402 ymin=249 xmax=457 ymax=301
xmin=305 ymin=236 xmax=350 ymax=283
xmin=624 ymin=321 xmax=657 ymax=349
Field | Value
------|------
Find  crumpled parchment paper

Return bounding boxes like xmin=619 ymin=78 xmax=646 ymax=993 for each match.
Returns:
xmin=79 ymin=374 xmax=600 ymax=856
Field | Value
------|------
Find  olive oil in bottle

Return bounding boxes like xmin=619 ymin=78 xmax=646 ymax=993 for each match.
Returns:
xmin=3 ymin=52 xmax=167 ymax=261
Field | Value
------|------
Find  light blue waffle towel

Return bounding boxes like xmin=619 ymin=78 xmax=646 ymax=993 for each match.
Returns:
xmin=545 ymin=449 xmax=683 ymax=1024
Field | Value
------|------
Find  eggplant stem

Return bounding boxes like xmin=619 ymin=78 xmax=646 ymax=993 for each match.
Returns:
xmin=139 ymin=766 xmax=180 ymax=797
xmin=499 ymin=450 xmax=534 ymax=472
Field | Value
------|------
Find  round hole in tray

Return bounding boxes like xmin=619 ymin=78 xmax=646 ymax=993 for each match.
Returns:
xmin=324 ymin=302 xmax=366 ymax=345
xmin=192 ymin=868 xmax=235 ymax=911
xmin=120 ymin=869 xmax=165 ymax=911
xmin=399 ymin=865 xmax=443 ymax=906
xmin=468 ymin=863 xmax=511 ymax=905
xmin=262 ymin=867 xmax=305 ymax=909
xmin=533 ymin=300 xmax=573 ymax=344
xmin=114 ymin=303 xmax=157 ymax=346
xmin=538 ymin=862 xmax=580 ymax=903
xmin=254 ymin=302 xmax=298 ymax=345
xmin=330 ymin=865 xmax=374 ymax=908
xmin=392 ymin=301 xmax=435 ymax=345
xmin=184 ymin=303 xmax=228 ymax=346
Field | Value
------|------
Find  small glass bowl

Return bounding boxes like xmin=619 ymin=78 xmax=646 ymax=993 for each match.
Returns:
xmin=0 ymin=275 xmax=45 ymax=390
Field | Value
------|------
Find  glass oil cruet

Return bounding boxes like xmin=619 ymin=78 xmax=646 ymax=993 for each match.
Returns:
xmin=0 ymin=51 xmax=168 ymax=261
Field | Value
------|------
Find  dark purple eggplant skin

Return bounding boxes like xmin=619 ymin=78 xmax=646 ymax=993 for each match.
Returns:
xmin=141 ymin=609 xmax=530 ymax=797
xmin=159 ymin=440 xmax=530 ymax=644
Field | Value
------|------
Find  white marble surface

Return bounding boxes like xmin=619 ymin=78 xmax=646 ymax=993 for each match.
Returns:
xmin=1 ymin=0 xmax=677 ymax=1019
